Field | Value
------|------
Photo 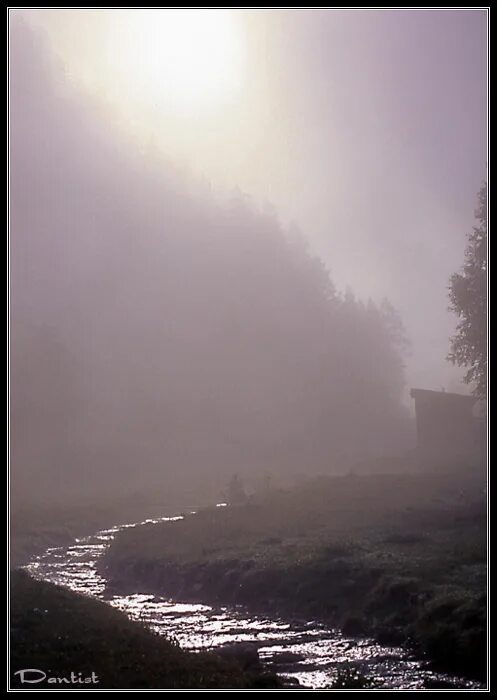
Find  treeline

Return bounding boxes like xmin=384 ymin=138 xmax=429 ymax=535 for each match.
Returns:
xmin=10 ymin=20 xmax=411 ymax=507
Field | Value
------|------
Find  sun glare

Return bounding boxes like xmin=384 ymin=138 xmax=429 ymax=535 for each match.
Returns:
xmin=116 ymin=10 xmax=243 ymax=110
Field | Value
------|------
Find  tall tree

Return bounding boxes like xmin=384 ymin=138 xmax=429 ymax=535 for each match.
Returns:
xmin=448 ymin=182 xmax=487 ymax=399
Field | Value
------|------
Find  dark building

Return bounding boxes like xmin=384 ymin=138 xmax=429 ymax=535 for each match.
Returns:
xmin=410 ymin=388 xmax=485 ymax=471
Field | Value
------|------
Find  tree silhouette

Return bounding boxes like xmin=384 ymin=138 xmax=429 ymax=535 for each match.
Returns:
xmin=448 ymin=182 xmax=487 ymax=399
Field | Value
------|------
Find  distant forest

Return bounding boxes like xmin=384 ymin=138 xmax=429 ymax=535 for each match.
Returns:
xmin=10 ymin=20 xmax=412 ymax=507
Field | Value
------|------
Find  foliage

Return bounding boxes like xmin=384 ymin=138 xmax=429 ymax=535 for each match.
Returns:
xmin=414 ymin=590 xmax=487 ymax=680
xmin=448 ymin=182 xmax=487 ymax=399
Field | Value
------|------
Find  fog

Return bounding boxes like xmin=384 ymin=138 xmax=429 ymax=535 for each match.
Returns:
xmin=9 ymin=12 xmax=485 ymax=509
xmin=22 ymin=9 xmax=487 ymax=393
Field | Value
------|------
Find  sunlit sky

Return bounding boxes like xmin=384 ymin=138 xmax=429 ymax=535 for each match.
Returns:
xmin=18 ymin=8 xmax=487 ymax=395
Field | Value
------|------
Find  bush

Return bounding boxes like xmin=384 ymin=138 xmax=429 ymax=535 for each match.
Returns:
xmin=415 ymin=592 xmax=487 ymax=681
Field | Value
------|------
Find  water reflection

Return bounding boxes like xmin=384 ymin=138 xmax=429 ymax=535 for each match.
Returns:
xmin=24 ymin=510 xmax=480 ymax=690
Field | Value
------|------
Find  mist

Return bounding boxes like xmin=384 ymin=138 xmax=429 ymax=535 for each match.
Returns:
xmin=9 ymin=11 xmax=488 ymax=692
xmin=21 ymin=9 xmax=487 ymax=395
xmin=10 ymin=17 xmax=413 ymax=508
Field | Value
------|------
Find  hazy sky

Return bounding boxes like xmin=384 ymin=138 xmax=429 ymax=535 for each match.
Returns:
xmin=16 ymin=8 xmax=487 ymax=395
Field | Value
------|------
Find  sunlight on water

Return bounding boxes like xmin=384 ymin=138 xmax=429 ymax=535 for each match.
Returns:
xmin=23 ymin=514 xmax=482 ymax=690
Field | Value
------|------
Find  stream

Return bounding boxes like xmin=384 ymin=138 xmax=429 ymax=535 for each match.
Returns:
xmin=24 ymin=510 xmax=480 ymax=690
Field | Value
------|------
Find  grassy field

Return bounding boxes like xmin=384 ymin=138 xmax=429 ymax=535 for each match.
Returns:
xmin=10 ymin=570 xmax=283 ymax=689
xmin=9 ymin=482 xmax=221 ymax=568
xmin=100 ymin=471 xmax=487 ymax=682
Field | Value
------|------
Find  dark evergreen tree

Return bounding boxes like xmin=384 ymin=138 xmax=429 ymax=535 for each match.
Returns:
xmin=448 ymin=182 xmax=487 ymax=399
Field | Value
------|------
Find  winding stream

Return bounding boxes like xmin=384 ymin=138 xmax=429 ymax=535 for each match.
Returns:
xmin=25 ymin=510 xmax=479 ymax=690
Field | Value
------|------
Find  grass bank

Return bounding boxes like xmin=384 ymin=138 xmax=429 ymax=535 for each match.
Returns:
xmin=10 ymin=570 xmax=283 ymax=689
xmin=99 ymin=472 xmax=487 ymax=683
xmin=10 ymin=482 xmax=221 ymax=568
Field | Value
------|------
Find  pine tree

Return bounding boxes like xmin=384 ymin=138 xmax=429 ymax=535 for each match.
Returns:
xmin=448 ymin=182 xmax=488 ymax=399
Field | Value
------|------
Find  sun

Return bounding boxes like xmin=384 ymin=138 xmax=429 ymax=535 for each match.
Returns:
xmin=116 ymin=9 xmax=243 ymax=111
